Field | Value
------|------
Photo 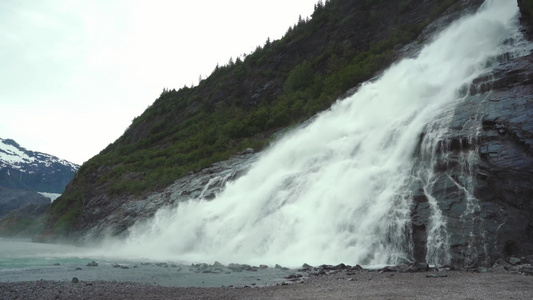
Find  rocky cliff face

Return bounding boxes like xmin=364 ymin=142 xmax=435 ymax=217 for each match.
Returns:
xmin=72 ymin=153 xmax=258 ymax=241
xmin=518 ymin=0 xmax=533 ymax=39
xmin=410 ymin=27 xmax=533 ymax=266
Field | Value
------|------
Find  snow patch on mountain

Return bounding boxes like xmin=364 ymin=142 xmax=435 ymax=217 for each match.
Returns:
xmin=38 ymin=192 xmax=61 ymax=202
xmin=0 ymin=137 xmax=80 ymax=193
xmin=0 ymin=140 xmax=35 ymax=165
xmin=0 ymin=138 xmax=79 ymax=173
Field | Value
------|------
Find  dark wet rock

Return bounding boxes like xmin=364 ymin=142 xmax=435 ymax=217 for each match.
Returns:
xmin=71 ymin=277 xmax=79 ymax=284
xmin=75 ymin=267 xmax=82 ymax=271
xmin=520 ymin=265 xmax=533 ymax=276
xmin=228 ymin=263 xmax=255 ymax=272
xmin=478 ymin=261 xmax=492 ymax=269
xmin=86 ymin=261 xmax=98 ymax=267
xmin=274 ymin=264 xmax=289 ymax=271
xmin=412 ymin=51 xmax=533 ymax=267
xmin=523 ymin=255 xmax=533 ymax=264
xmin=518 ymin=0 xmax=533 ymax=40
xmin=319 ymin=264 xmax=347 ymax=271
xmin=509 ymin=257 xmax=522 ymax=265
xmin=309 ymin=268 xmax=327 ymax=276
xmin=334 ymin=263 xmax=347 ymax=270
xmin=493 ymin=258 xmax=513 ymax=270
xmin=351 ymin=264 xmax=364 ymax=271
xmin=379 ymin=264 xmax=410 ymax=273
xmin=409 ymin=262 xmax=430 ymax=272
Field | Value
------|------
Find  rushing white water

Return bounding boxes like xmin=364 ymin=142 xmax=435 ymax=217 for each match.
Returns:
xmin=104 ymin=1 xmax=524 ymax=267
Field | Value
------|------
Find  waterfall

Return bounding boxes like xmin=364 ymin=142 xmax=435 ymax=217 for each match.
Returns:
xmin=105 ymin=1 xmax=525 ymax=267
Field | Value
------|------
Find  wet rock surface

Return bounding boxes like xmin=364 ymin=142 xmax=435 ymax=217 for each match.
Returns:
xmin=72 ymin=153 xmax=258 ymax=242
xmin=412 ymin=50 xmax=533 ymax=267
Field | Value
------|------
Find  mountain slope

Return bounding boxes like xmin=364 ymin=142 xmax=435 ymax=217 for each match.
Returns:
xmin=45 ymin=0 xmax=484 ymax=240
xmin=0 ymin=138 xmax=79 ymax=194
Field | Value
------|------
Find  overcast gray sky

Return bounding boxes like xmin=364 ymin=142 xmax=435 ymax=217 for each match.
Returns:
xmin=0 ymin=0 xmax=318 ymax=164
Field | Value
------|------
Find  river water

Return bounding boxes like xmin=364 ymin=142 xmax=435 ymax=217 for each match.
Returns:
xmin=0 ymin=238 xmax=293 ymax=287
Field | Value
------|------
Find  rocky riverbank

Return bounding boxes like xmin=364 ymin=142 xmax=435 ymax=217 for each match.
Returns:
xmin=3 ymin=256 xmax=533 ymax=299
xmin=2 ymin=270 xmax=533 ymax=300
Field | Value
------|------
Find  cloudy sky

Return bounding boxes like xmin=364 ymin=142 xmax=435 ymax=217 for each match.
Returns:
xmin=0 ymin=0 xmax=318 ymax=165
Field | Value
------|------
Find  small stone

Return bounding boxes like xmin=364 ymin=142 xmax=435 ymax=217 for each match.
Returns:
xmin=509 ymin=257 xmax=522 ymax=265
xmin=71 ymin=277 xmax=79 ymax=284
xmin=86 ymin=261 xmax=98 ymax=267
xmin=242 ymin=148 xmax=254 ymax=155
xmin=213 ymin=261 xmax=224 ymax=268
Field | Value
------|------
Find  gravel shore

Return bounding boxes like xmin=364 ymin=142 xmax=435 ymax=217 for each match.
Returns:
xmin=2 ymin=271 xmax=533 ymax=300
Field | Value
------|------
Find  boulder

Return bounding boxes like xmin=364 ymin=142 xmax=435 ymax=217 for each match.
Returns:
xmin=86 ymin=261 xmax=98 ymax=267
xmin=409 ymin=262 xmax=430 ymax=272
xmin=509 ymin=257 xmax=522 ymax=265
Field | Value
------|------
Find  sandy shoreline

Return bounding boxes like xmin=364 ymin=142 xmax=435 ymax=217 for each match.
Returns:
xmin=2 ymin=271 xmax=533 ymax=300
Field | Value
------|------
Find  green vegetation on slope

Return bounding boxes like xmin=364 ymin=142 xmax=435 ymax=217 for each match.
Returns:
xmin=48 ymin=0 xmax=462 ymax=236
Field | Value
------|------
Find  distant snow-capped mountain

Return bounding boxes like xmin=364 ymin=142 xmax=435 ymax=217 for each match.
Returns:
xmin=0 ymin=138 xmax=79 ymax=194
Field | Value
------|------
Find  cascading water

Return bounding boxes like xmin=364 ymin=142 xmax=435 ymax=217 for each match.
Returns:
xmin=104 ymin=1 xmax=528 ymax=267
